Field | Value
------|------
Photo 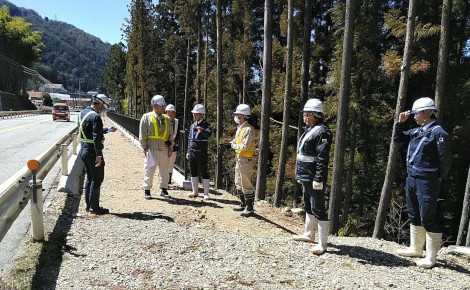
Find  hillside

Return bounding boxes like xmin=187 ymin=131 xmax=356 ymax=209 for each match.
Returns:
xmin=0 ymin=0 xmax=112 ymax=92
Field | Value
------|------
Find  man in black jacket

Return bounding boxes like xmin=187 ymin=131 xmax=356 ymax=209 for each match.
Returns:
xmin=394 ymin=97 xmax=452 ymax=269
xmin=186 ymin=104 xmax=212 ymax=200
xmin=293 ymin=98 xmax=332 ymax=255
xmin=78 ymin=94 xmax=116 ymax=215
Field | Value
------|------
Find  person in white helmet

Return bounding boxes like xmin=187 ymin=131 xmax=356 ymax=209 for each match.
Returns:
xmin=230 ymin=104 xmax=257 ymax=216
xmin=186 ymin=104 xmax=212 ymax=200
xmin=394 ymin=97 xmax=452 ymax=269
xmin=165 ymin=104 xmax=179 ymax=187
xmin=139 ymin=95 xmax=175 ymax=199
xmin=78 ymin=94 xmax=116 ymax=215
xmin=293 ymin=98 xmax=332 ymax=255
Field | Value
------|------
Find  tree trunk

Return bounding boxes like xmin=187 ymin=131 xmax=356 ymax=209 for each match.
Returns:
xmin=435 ymin=0 xmax=453 ymax=122
xmin=294 ymin=0 xmax=313 ymax=205
xmin=204 ymin=15 xmax=209 ymax=106
xmin=255 ymin=0 xmax=273 ymax=201
xmin=215 ymin=0 xmax=223 ymax=189
xmin=457 ymin=164 xmax=470 ymax=245
xmin=373 ymin=0 xmax=418 ymax=239
xmin=274 ymin=0 xmax=294 ymax=208
xmin=328 ymin=0 xmax=357 ymax=234
xmin=196 ymin=6 xmax=202 ymax=104
xmin=183 ymin=38 xmax=191 ymax=178
xmin=342 ymin=123 xmax=356 ymax=223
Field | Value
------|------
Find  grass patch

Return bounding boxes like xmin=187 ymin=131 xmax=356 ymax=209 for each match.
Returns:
xmin=3 ymin=239 xmax=44 ymax=290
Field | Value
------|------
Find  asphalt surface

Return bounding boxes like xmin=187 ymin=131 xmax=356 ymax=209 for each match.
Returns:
xmin=0 ymin=113 xmax=78 ymax=185
xmin=0 ymin=112 xmax=78 ymax=278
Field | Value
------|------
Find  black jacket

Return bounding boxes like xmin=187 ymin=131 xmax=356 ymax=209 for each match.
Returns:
xmin=295 ymin=122 xmax=332 ymax=182
xmin=187 ymin=119 xmax=212 ymax=152
xmin=78 ymin=106 xmax=110 ymax=157
xmin=394 ymin=121 xmax=452 ymax=179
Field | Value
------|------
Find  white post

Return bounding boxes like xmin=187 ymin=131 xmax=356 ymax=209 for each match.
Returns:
xmin=61 ymin=144 xmax=68 ymax=176
xmin=72 ymin=133 xmax=78 ymax=155
xmin=30 ymin=180 xmax=44 ymax=241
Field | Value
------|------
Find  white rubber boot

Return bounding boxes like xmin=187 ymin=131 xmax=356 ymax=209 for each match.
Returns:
xmin=312 ymin=220 xmax=329 ymax=255
xmin=416 ymin=232 xmax=442 ymax=269
xmin=203 ymin=179 xmax=210 ymax=200
xmin=396 ymin=225 xmax=426 ymax=257
xmin=293 ymin=213 xmax=317 ymax=243
xmin=188 ymin=177 xmax=199 ymax=197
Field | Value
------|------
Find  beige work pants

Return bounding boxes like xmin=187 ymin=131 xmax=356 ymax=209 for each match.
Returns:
xmin=143 ymin=149 xmax=170 ymax=190
xmin=234 ymin=154 xmax=254 ymax=194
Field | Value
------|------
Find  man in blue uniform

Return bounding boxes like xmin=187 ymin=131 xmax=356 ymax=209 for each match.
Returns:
xmin=78 ymin=94 xmax=116 ymax=215
xmin=293 ymin=98 xmax=332 ymax=255
xmin=394 ymin=97 xmax=452 ymax=269
xmin=186 ymin=104 xmax=212 ymax=200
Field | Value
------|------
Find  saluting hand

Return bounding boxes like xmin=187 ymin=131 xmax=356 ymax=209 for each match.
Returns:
xmin=399 ymin=111 xmax=410 ymax=123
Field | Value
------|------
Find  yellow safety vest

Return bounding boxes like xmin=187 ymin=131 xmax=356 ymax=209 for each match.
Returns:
xmin=148 ymin=113 xmax=169 ymax=141
xmin=78 ymin=111 xmax=98 ymax=143
xmin=235 ymin=125 xmax=254 ymax=158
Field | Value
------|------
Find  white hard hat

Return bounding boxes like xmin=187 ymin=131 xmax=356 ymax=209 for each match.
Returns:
xmin=302 ymin=98 xmax=324 ymax=113
xmin=233 ymin=104 xmax=251 ymax=116
xmin=411 ymin=97 xmax=436 ymax=114
xmin=151 ymin=95 xmax=166 ymax=106
xmin=94 ymin=94 xmax=110 ymax=108
xmin=191 ymin=104 xmax=206 ymax=114
xmin=165 ymin=104 xmax=176 ymax=112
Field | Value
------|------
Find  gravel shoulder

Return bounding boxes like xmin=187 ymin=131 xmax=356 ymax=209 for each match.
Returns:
xmin=2 ymin=119 xmax=470 ymax=290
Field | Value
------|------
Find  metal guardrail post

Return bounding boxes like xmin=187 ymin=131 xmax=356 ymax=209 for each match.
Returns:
xmin=61 ymin=144 xmax=68 ymax=176
xmin=72 ymin=133 xmax=78 ymax=155
xmin=28 ymin=160 xmax=44 ymax=241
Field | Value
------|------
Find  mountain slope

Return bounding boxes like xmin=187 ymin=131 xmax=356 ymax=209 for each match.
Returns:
xmin=0 ymin=0 xmax=112 ymax=92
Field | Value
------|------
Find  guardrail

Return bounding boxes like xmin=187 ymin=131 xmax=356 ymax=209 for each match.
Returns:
xmin=0 ymin=110 xmax=44 ymax=119
xmin=0 ymin=126 xmax=78 ymax=242
xmin=107 ymin=111 xmax=188 ymax=177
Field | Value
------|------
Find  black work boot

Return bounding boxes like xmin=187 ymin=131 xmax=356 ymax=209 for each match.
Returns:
xmin=89 ymin=188 xmax=109 ymax=215
xmin=144 ymin=189 xmax=151 ymax=200
xmin=233 ymin=191 xmax=246 ymax=211
xmin=169 ymin=173 xmax=173 ymax=185
xmin=240 ymin=198 xmax=254 ymax=217
xmin=84 ymin=180 xmax=92 ymax=212
xmin=160 ymin=188 xmax=170 ymax=198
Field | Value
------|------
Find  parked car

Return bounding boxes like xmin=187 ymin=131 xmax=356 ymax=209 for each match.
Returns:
xmin=52 ymin=103 xmax=70 ymax=121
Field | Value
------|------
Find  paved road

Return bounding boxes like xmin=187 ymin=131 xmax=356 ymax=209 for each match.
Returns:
xmin=0 ymin=113 xmax=78 ymax=185
xmin=0 ymin=112 xmax=79 ymax=278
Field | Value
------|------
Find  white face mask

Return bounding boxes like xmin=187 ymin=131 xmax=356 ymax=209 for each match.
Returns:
xmin=234 ymin=116 xmax=240 ymax=124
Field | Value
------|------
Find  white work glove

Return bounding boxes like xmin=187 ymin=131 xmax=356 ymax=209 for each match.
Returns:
xmin=312 ymin=181 xmax=323 ymax=190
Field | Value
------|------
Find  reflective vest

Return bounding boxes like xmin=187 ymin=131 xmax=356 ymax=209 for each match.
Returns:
xmin=78 ymin=111 xmax=98 ymax=143
xmin=148 ymin=113 xmax=168 ymax=141
xmin=235 ymin=125 xmax=254 ymax=158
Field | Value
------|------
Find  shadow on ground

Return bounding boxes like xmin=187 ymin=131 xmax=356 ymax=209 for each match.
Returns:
xmin=111 ymin=211 xmax=174 ymax=222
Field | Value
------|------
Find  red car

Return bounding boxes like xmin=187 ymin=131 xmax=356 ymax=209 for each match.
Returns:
xmin=52 ymin=103 xmax=70 ymax=121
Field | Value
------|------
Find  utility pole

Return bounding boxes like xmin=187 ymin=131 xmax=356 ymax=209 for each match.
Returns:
xmin=78 ymin=78 xmax=84 ymax=105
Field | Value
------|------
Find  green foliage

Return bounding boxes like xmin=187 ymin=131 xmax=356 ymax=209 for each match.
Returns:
xmin=103 ymin=43 xmax=126 ymax=109
xmin=0 ymin=5 xmax=44 ymax=67
xmin=42 ymin=94 xmax=52 ymax=106
xmin=0 ymin=1 xmax=111 ymax=92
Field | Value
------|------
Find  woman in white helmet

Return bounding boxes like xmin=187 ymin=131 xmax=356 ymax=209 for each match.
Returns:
xmin=165 ymin=104 xmax=179 ymax=187
xmin=230 ymin=104 xmax=256 ymax=216
xmin=394 ymin=97 xmax=452 ymax=269
xmin=186 ymin=104 xmax=212 ymax=199
xmin=293 ymin=98 xmax=332 ymax=255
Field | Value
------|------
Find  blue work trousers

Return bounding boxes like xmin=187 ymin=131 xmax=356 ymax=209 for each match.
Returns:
xmin=188 ymin=150 xmax=209 ymax=179
xmin=302 ymin=181 xmax=328 ymax=221
xmin=79 ymin=152 xmax=105 ymax=210
xmin=406 ymin=176 xmax=441 ymax=233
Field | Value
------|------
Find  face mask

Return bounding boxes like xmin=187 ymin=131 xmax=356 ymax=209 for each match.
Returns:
xmin=234 ymin=116 xmax=240 ymax=124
